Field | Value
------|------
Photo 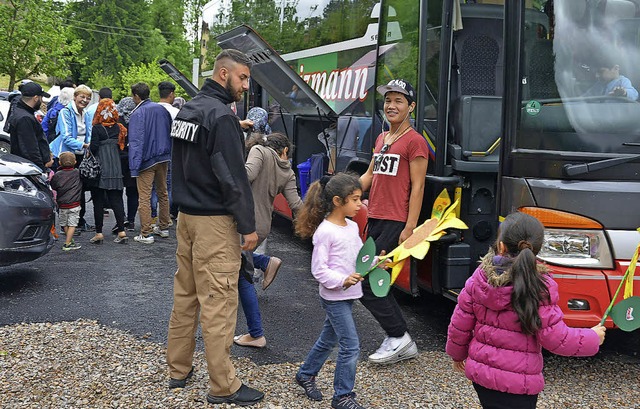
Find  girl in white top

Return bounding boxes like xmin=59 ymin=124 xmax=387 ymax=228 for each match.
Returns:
xmin=294 ymin=173 xmax=369 ymax=409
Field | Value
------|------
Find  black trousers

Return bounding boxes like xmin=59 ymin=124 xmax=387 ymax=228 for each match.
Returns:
xmin=125 ymin=185 xmax=139 ymax=224
xmin=473 ymin=383 xmax=538 ymax=409
xmin=359 ymin=218 xmax=408 ymax=338
xmin=91 ymin=188 xmax=126 ymax=234
xmin=75 ymin=154 xmax=88 ymax=226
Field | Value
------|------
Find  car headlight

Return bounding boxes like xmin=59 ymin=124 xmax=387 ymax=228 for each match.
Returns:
xmin=0 ymin=176 xmax=39 ymax=197
xmin=537 ymin=228 xmax=613 ymax=269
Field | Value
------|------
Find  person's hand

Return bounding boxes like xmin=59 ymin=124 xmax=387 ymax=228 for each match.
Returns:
xmin=591 ymin=324 xmax=606 ymax=345
xmin=83 ymin=143 xmax=90 ymax=149
xmin=239 ymin=119 xmax=254 ymax=130
xmin=343 ymin=272 xmax=363 ymax=289
xmin=45 ymin=159 xmax=54 ymax=168
xmin=241 ymin=232 xmax=258 ymax=251
xmin=452 ymin=360 xmax=466 ymax=373
xmin=377 ymin=250 xmax=391 ymax=270
xmin=399 ymin=225 xmax=415 ymax=244
xmin=611 ymin=87 xmax=627 ymax=97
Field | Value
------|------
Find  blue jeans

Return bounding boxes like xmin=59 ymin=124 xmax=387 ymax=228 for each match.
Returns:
xmin=253 ymin=253 xmax=270 ymax=272
xmin=297 ymin=298 xmax=359 ymax=399
xmin=238 ymin=272 xmax=264 ymax=338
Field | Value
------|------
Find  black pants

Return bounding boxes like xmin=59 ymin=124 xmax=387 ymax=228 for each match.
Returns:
xmin=473 ymin=383 xmax=538 ymax=409
xmin=125 ymin=185 xmax=139 ymax=224
xmin=91 ymin=188 xmax=126 ymax=234
xmin=359 ymin=218 xmax=408 ymax=338
xmin=75 ymin=154 xmax=88 ymax=226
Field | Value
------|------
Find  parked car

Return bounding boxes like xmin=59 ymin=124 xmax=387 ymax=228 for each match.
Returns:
xmin=0 ymin=154 xmax=55 ymax=266
xmin=0 ymin=100 xmax=10 ymax=155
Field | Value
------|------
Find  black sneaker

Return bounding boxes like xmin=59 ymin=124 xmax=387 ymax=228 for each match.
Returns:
xmin=331 ymin=394 xmax=366 ymax=409
xmin=295 ymin=373 xmax=323 ymax=401
xmin=126 ymin=221 xmax=135 ymax=232
xmin=206 ymin=384 xmax=264 ymax=406
xmin=168 ymin=366 xmax=194 ymax=389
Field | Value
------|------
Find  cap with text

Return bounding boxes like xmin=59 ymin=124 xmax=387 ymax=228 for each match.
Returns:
xmin=376 ymin=79 xmax=415 ymax=103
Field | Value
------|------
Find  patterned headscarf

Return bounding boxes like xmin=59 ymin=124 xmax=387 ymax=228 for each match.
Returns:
xmin=247 ymin=107 xmax=271 ymax=135
xmin=93 ymin=98 xmax=127 ymax=150
xmin=116 ymin=97 xmax=136 ymax=125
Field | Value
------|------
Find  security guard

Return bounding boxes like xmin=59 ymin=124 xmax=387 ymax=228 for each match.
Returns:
xmin=166 ymin=49 xmax=263 ymax=407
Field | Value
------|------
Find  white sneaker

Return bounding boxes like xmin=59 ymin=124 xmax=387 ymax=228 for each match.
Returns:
xmin=368 ymin=332 xmax=418 ymax=364
xmin=134 ymin=234 xmax=155 ymax=244
xmin=152 ymin=226 xmax=169 ymax=238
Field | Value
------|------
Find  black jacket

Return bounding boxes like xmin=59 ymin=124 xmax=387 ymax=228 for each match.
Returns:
xmin=50 ymin=167 xmax=82 ymax=208
xmin=9 ymin=99 xmax=51 ymax=170
xmin=171 ymin=79 xmax=255 ymax=235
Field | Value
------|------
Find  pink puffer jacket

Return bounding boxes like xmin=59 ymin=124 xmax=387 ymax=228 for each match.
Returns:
xmin=445 ymin=251 xmax=600 ymax=395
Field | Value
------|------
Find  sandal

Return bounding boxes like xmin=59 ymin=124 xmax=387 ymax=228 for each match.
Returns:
xmin=89 ymin=234 xmax=104 ymax=244
xmin=114 ymin=235 xmax=128 ymax=244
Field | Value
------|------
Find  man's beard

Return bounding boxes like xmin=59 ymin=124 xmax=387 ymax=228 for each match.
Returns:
xmin=225 ymin=79 xmax=242 ymax=102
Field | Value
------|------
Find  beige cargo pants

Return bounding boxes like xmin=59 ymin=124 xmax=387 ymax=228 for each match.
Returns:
xmin=167 ymin=213 xmax=242 ymax=396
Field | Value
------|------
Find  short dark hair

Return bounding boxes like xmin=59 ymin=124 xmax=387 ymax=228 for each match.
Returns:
xmin=59 ymin=79 xmax=75 ymax=88
xmin=215 ymin=49 xmax=253 ymax=70
xmin=158 ymin=81 xmax=176 ymax=99
xmin=131 ymin=82 xmax=150 ymax=100
xmin=98 ymin=87 xmax=112 ymax=99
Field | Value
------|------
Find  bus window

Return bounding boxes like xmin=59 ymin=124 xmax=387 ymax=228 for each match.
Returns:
xmin=518 ymin=0 xmax=640 ymax=154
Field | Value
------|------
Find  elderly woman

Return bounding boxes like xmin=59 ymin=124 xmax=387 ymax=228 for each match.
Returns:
xmin=49 ymin=84 xmax=94 ymax=231
xmin=87 ymin=98 xmax=128 ymax=244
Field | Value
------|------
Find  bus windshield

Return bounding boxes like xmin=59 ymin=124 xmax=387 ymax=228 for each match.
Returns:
xmin=518 ymin=0 xmax=640 ymax=155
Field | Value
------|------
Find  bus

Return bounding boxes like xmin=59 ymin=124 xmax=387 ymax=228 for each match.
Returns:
xmin=214 ymin=0 xmax=640 ymax=328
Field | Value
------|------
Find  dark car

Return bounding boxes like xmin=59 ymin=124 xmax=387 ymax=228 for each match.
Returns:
xmin=0 ymin=154 xmax=55 ymax=266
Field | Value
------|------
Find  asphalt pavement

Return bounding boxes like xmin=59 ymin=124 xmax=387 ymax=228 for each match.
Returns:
xmin=1 ymin=206 xmax=638 ymax=365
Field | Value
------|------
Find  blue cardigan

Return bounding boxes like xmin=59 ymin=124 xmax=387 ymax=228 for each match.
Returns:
xmin=49 ymin=102 xmax=93 ymax=157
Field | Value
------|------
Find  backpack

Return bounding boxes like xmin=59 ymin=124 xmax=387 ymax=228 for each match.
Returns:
xmin=46 ymin=108 xmax=60 ymax=143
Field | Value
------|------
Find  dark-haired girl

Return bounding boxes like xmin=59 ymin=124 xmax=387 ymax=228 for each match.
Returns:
xmin=294 ymin=173 xmax=369 ymax=409
xmin=446 ymin=212 xmax=606 ymax=409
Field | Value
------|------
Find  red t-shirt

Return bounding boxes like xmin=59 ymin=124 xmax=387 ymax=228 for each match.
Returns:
xmin=368 ymin=129 xmax=430 ymax=223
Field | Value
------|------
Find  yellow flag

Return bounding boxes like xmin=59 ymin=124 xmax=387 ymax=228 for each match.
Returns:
xmin=431 ymin=189 xmax=451 ymax=220
xmin=623 ymin=228 xmax=640 ymax=299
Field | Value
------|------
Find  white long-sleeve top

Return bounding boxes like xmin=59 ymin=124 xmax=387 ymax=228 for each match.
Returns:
xmin=311 ymin=219 xmax=363 ymax=301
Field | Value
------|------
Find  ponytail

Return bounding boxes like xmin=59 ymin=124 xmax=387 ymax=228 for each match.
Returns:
xmin=498 ymin=212 xmax=549 ymax=336
xmin=294 ymin=180 xmax=327 ymax=239
xmin=294 ymin=173 xmax=361 ymax=239
xmin=510 ymin=247 xmax=550 ymax=335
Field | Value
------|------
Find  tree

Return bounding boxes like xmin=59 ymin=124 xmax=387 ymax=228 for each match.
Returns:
xmin=150 ymin=0 xmax=193 ymax=75
xmin=65 ymin=0 xmax=164 ymax=85
xmin=116 ymin=62 xmax=185 ymax=101
xmin=204 ymin=0 xmax=308 ymax=66
xmin=0 ymin=0 xmax=82 ymax=90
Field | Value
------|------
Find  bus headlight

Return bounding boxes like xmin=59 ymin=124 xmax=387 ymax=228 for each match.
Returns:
xmin=537 ymin=229 xmax=613 ymax=269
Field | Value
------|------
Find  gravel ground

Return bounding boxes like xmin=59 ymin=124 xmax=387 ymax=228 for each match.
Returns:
xmin=1 ymin=320 xmax=638 ymax=409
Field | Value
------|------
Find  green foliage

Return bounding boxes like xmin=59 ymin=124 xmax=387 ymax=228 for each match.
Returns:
xmin=87 ymin=71 xmax=117 ymax=92
xmin=204 ymin=0 xmax=379 ymax=68
xmin=116 ymin=62 xmax=186 ymax=101
xmin=0 ymin=0 xmax=82 ymax=90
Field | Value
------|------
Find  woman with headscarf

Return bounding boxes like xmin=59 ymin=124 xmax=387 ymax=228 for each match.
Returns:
xmin=87 ymin=98 xmax=128 ymax=244
xmin=115 ymin=97 xmax=138 ymax=233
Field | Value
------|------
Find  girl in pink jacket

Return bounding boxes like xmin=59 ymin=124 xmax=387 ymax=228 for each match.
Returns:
xmin=446 ymin=212 xmax=606 ymax=408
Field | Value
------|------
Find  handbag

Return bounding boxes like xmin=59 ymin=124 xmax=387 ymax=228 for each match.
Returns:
xmin=79 ymin=150 xmax=101 ymax=180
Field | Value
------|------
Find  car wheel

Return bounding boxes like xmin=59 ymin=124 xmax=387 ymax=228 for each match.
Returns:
xmin=0 ymin=140 xmax=9 ymax=155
